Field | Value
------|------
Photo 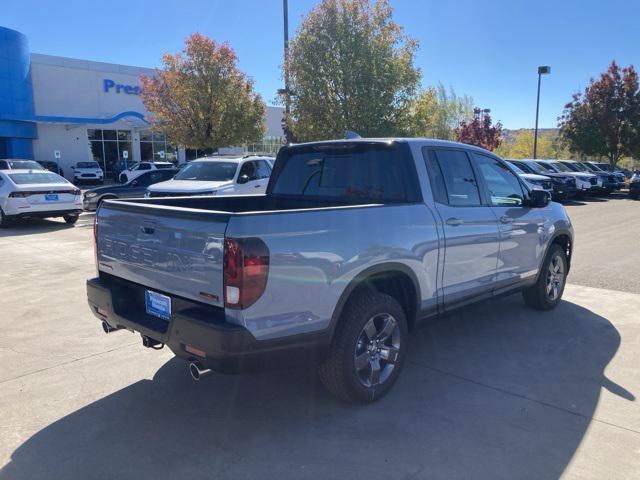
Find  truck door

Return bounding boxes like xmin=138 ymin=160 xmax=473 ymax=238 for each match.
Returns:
xmin=236 ymin=160 xmax=263 ymax=194
xmin=424 ymin=148 xmax=500 ymax=309
xmin=470 ymin=152 xmax=545 ymax=290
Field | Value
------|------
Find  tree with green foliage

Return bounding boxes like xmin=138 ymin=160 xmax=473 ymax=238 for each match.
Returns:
xmin=284 ymin=0 xmax=420 ymax=141
xmin=405 ymin=84 xmax=474 ymax=139
xmin=495 ymin=129 xmax=567 ymax=159
xmin=558 ymin=60 xmax=640 ymax=168
xmin=140 ymin=33 xmax=265 ymax=150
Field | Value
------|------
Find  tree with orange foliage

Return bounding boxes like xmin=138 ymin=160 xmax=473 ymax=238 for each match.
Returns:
xmin=141 ymin=33 xmax=265 ymax=150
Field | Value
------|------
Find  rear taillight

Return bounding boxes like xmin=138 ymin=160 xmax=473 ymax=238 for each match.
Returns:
xmin=9 ymin=192 xmax=28 ymax=198
xmin=224 ymin=237 xmax=269 ymax=309
xmin=93 ymin=215 xmax=99 ymax=272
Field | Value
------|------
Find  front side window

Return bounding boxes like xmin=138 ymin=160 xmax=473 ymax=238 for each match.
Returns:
xmin=473 ymin=154 xmax=524 ymax=206
xmin=239 ymin=161 xmax=258 ymax=182
xmin=428 ymin=149 xmax=481 ymax=206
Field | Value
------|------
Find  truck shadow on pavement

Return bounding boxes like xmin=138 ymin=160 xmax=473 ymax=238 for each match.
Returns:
xmin=0 ymin=216 xmax=94 ymax=237
xmin=1 ymin=295 xmax=632 ymax=480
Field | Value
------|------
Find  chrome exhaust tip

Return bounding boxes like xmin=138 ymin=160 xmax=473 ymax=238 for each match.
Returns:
xmin=189 ymin=361 xmax=212 ymax=381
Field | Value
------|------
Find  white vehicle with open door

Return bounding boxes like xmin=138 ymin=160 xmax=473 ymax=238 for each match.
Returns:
xmin=146 ymin=156 xmax=272 ymax=197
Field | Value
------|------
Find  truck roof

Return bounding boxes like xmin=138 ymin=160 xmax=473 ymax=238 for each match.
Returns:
xmin=287 ymin=137 xmax=494 ymax=154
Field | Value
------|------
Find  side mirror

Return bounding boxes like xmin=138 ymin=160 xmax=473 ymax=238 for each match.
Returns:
xmin=237 ymin=174 xmax=250 ymax=184
xmin=526 ymin=189 xmax=551 ymax=208
xmin=70 ymin=166 xmax=75 ymax=170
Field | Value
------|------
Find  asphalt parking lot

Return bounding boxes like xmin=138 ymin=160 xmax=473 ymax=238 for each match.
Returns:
xmin=0 ymin=195 xmax=639 ymax=479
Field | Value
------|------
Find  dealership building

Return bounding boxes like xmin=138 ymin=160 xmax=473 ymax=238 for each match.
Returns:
xmin=0 ymin=26 xmax=284 ymax=179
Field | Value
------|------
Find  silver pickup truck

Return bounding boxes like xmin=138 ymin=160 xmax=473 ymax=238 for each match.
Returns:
xmin=87 ymin=138 xmax=573 ymax=403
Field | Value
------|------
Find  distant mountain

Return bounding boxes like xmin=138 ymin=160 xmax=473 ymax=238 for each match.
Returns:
xmin=502 ymin=128 xmax=559 ymax=143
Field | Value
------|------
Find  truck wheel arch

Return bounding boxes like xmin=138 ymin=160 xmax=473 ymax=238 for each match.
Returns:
xmin=329 ymin=263 xmax=420 ymax=338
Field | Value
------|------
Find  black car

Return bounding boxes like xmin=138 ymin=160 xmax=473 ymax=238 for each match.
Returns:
xmin=630 ymin=173 xmax=640 ymax=200
xmin=37 ymin=160 xmax=64 ymax=176
xmin=508 ymin=159 xmax=577 ymax=200
xmin=82 ymin=168 xmax=179 ymax=211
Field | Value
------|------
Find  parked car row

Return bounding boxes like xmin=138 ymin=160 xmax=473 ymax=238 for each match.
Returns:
xmin=506 ymin=159 xmax=627 ymax=201
xmin=82 ymin=156 xmax=274 ymax=210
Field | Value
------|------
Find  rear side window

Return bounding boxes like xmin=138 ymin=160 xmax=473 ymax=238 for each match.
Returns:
xmin=271 ymin=144 xmax=419 ymax=202
xmin=425 ymin=149 xmax=481 ymax=206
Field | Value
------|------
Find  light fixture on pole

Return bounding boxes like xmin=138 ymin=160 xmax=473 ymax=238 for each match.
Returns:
xmin=533 ymin=65 xmax=551 ymax=159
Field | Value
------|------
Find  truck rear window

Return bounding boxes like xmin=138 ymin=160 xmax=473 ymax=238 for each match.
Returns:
xmin=271 ymin=143 xmax=420 ymax=203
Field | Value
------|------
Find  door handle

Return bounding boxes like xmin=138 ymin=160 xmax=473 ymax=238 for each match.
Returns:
xmin=445 ymin=217 xmax=464 ymax=226
xmin=254 ymin=184 xmax=261 ymax=188
xmin=499 ymin=215 xmax=514 ymax=224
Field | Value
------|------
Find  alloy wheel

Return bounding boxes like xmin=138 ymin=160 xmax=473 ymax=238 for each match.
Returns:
xmin=546 ymin=254 xmax=565 ymax=301
xmin=354 ymin=313 xmax=401 ymax=387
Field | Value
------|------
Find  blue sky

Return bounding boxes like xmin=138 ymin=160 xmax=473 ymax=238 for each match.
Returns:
xmin=3 ymin=0 xmax=639 ymax=128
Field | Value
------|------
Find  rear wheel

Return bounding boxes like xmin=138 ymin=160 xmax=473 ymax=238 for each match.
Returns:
xmin=63 ymin=214 xmax=79 ymax=225
xmin=523 ymin=243 xmax=567 ymax=310
xmin=318 ymin=290 xmax=408 ymax=404
xmin=0 ymin=208 xmax=10 ymax=229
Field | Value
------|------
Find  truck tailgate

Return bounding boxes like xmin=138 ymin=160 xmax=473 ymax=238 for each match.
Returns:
xmin=96 ymin=201 xmax=229 ymax=307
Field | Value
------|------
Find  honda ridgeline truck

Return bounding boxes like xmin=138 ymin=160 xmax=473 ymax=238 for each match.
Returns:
xmin=87 ymin=139 xmax=573 ymax=403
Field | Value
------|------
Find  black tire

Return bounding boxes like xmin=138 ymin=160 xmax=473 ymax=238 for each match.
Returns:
xmin=318 ymin=290 xmax=409 ymax=404
xmin=63 ymin=214 xmax=79 ymax=225
xmin=522 ymin=243 xmax=568 ymax=310
xmin=0 ymin=208 xmax=10 ymax=229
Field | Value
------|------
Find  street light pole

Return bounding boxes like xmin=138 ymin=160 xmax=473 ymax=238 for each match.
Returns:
xmin=533 ymin=65 xmax=550 ymax=159
xmin=283 ymin=0 xmax=290 ymax=118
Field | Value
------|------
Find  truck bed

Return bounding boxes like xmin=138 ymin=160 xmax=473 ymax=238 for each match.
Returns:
xmin=115 ymin=194 xmax=381 ymax=215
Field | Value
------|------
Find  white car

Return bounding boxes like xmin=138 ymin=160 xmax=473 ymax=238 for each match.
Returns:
xmin=0 ymin=169 xmax=82 ymax=227
xmin=71 ymin=161 xmax=104 ymax=184
xmin=119 ymin=161 xmax=174 ymax=183
xmin=146 ymin=156 xmax=273 ymax=197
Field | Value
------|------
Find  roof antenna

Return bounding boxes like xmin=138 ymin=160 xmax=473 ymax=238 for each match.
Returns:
xmin=344 ymin=130 xmax=361 ymax=139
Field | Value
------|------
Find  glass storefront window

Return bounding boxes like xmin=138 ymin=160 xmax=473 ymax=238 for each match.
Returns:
xmin=88 ymin=129 xmax=102 ymax=141
xmin=87 ymin=129 xmax=133 ymax=177
xmin=140 ymin=130 xmax=177 ymax=164
xmin=117 ymin=131 xmax=131 ymax=142
xmin=103 ymin=130 xmax=117 ymax=141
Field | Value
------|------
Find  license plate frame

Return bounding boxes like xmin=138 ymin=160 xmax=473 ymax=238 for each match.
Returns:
xmin=145 ymin=290 xmax=172 ymax=321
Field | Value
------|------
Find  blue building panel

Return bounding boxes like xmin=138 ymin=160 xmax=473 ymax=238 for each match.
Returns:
xmin=0 ymin=26 xmax=36 ymax=158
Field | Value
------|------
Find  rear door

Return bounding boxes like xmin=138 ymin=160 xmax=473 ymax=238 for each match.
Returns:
xmin=97 ymin=202 xmax=228 ymax=307
xmin=424 ymin=148 xmax=500 ymax=308
xmin=470 ymin=152 xmax=545 ymax=289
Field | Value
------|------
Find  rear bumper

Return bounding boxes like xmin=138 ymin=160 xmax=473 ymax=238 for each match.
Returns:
xmin=86 ymin=275 xmax=329 ymax=373
xmin=6 ymin=208 xmax=82 ymax=219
